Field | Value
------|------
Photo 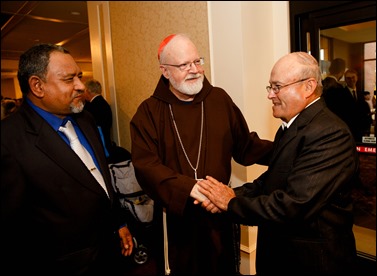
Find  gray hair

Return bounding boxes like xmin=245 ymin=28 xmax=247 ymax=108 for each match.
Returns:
xmin=293 ymin=52 xmax=323 ymax=95
xmin=17 ymin=43 xmax=69 ymax=95
xmin=85 ymin=79 xmax=102 ymax=95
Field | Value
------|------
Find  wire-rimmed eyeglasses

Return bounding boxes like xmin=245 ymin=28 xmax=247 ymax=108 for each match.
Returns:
xmin=266 ymin=78 xmax=310 ymax=94
xmin=162 ymin=57 xmax=204 ymax=71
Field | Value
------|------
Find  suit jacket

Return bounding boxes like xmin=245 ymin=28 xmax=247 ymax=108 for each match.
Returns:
xmin=347 ymin=88 xmax=372 ymax=140
xmin=322 ymin=77 xmax=350 ymax=124
xmin=84 ymin=95 xmax=113 ymax=155
xmin=323 ymin=79 xmax=371 ymax=141
xmin=228 ymin=98 xmax=358 ymax=275
xmin=1 ymin=101 xmax=124 ymax=275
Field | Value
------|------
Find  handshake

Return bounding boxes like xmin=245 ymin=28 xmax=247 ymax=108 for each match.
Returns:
xmin=190 ymin=179 xmax=208 ymax=202
xmin=190 ymin=176 xmax=236 ymax=213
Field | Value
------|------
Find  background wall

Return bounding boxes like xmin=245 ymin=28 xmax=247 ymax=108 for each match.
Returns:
xmin=109 ymin=1 xmax=210 ymax=151
xmin=1 ymin=78 xmax=20 ymax=99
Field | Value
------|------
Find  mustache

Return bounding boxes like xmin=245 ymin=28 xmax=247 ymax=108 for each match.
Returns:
xmin=72 ymin=90 xmax=84 ymax=98
xmin=185 ymin=73 xmax=202 ymax=80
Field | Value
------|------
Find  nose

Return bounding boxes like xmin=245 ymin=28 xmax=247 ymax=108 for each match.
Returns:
xmin=267 ymin=90 xmax=276 ymax=99
xmin=188 ymin=62 xmax=199 ymax=71
xmin=75 ymin=77 xmax=86 ymax=91
xmin=189 ymin=62 xmax=204 ymax=74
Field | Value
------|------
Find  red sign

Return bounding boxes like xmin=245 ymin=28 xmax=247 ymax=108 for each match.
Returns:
xmin=356 ymin=146 xmax=376 ymax=154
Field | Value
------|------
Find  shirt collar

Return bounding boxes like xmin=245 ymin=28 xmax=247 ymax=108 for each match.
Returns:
xmin=90 ymin=94 xmax=101 ymax=102
xmin=282 ymin=97 xmax=321 ymax=130
xmin=26 ymin=98 xmax=72 ymax=131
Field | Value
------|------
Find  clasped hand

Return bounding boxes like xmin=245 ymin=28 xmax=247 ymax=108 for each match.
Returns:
xmin=191 ymin=176 xmax=236 ymax=213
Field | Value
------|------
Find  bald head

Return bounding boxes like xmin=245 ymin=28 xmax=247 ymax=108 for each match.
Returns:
xmin=268 ymin=52 xmax=323 ymax=123
xmin=271 ymin=52 xmax=322 ymax=95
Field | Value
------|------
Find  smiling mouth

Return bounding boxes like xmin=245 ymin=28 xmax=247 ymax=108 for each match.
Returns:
xmin=186 ymin=76 xmax=199 ymax=81
xmin=74 ymin=92 xmax=84 ymax=98
xmin=73 ymin=95 xmax=84 ymax=102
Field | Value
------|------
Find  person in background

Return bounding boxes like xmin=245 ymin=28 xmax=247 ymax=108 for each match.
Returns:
xmin=1 ymin=43 xmax=133 ymax=275
xmin=343 ymin=69 xmax=372 ymax=140
xmin=363 ymin=91 xmax=375 ymax=112
xmin=84 ymin=78 xmax=114 ymax=160
xmin=14 ymin=97 xmax=23 ymax=107
xmin=321 ymin=58 xmax=348 ymax=122
xmin=322 ymin=57 xmax=346 ymax=91
xmin=197 ymin=52 xmax=358 ymax=275
xmin=130 ymin=33 xmax=273 ymax=275
xmin=363 ymin=91 xmax=376 ymax=136
xmin=1 ymin=97 xmax=18 ymax=120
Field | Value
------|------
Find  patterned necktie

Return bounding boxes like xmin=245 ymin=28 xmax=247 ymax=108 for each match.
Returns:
xmin=59 ymin=120 xmax=109 ymax=197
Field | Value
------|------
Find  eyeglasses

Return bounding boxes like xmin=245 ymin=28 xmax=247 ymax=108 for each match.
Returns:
xmin=162 ymin=57 xmax=204 ymax=71
xmin=266 ymin=78 xmax=310 ymax=94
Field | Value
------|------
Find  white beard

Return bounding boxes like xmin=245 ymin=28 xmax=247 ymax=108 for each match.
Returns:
xmin=70 ymin=100 xmax=84 ymax=113
xmin=170 ymin=74 xmax=204 ymax=96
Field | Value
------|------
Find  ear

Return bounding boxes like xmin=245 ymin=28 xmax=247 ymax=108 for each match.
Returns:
xmin=29 ymin=76 xmax=44 ymax=98
xmin=159 ymin=65 xmax=170 ymax=79
xmin=304 ymin=78 xmax=317 ymax=98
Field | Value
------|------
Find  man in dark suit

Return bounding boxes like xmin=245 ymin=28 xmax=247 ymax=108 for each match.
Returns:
xmin=83 ymin=79 xmax=130 ymax=164
xmin=84 ymin=79 xmax=114 ymax=159
xmin=1 ymin=43 xmax=133 ymax=275
xmin=197 ymin=52 xmax=358 ymax=275
xmin=321 ymin=58 xmax=351 ymax=129
xmin=343 ymin=69 xmax=372 ymax=141
xmin=322 ymin=57 xmax=346 ymax=92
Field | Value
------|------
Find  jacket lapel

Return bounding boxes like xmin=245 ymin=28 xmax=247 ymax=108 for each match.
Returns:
xmin=269 ymin=99 xmax=325 ymax=164
xmin=22 ymin=104 xmax=113 ymax=200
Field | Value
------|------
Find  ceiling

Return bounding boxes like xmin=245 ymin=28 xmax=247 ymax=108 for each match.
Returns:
xmin=1 ymin=1 xmax=91 ymax=64
xmin=321 ymin=21 xmax=376 ymax=44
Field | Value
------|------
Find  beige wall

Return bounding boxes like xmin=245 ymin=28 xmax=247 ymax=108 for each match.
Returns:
xmin=108 ymin=1 xmax=210 ymax=150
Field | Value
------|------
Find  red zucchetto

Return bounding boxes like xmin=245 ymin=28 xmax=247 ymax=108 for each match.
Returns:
xmin=157 ymin=34 xmax=176 ymax=61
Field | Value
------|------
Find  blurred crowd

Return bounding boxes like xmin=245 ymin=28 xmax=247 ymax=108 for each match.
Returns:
xmin=1 ymin=96 xmax=22 ymax=120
